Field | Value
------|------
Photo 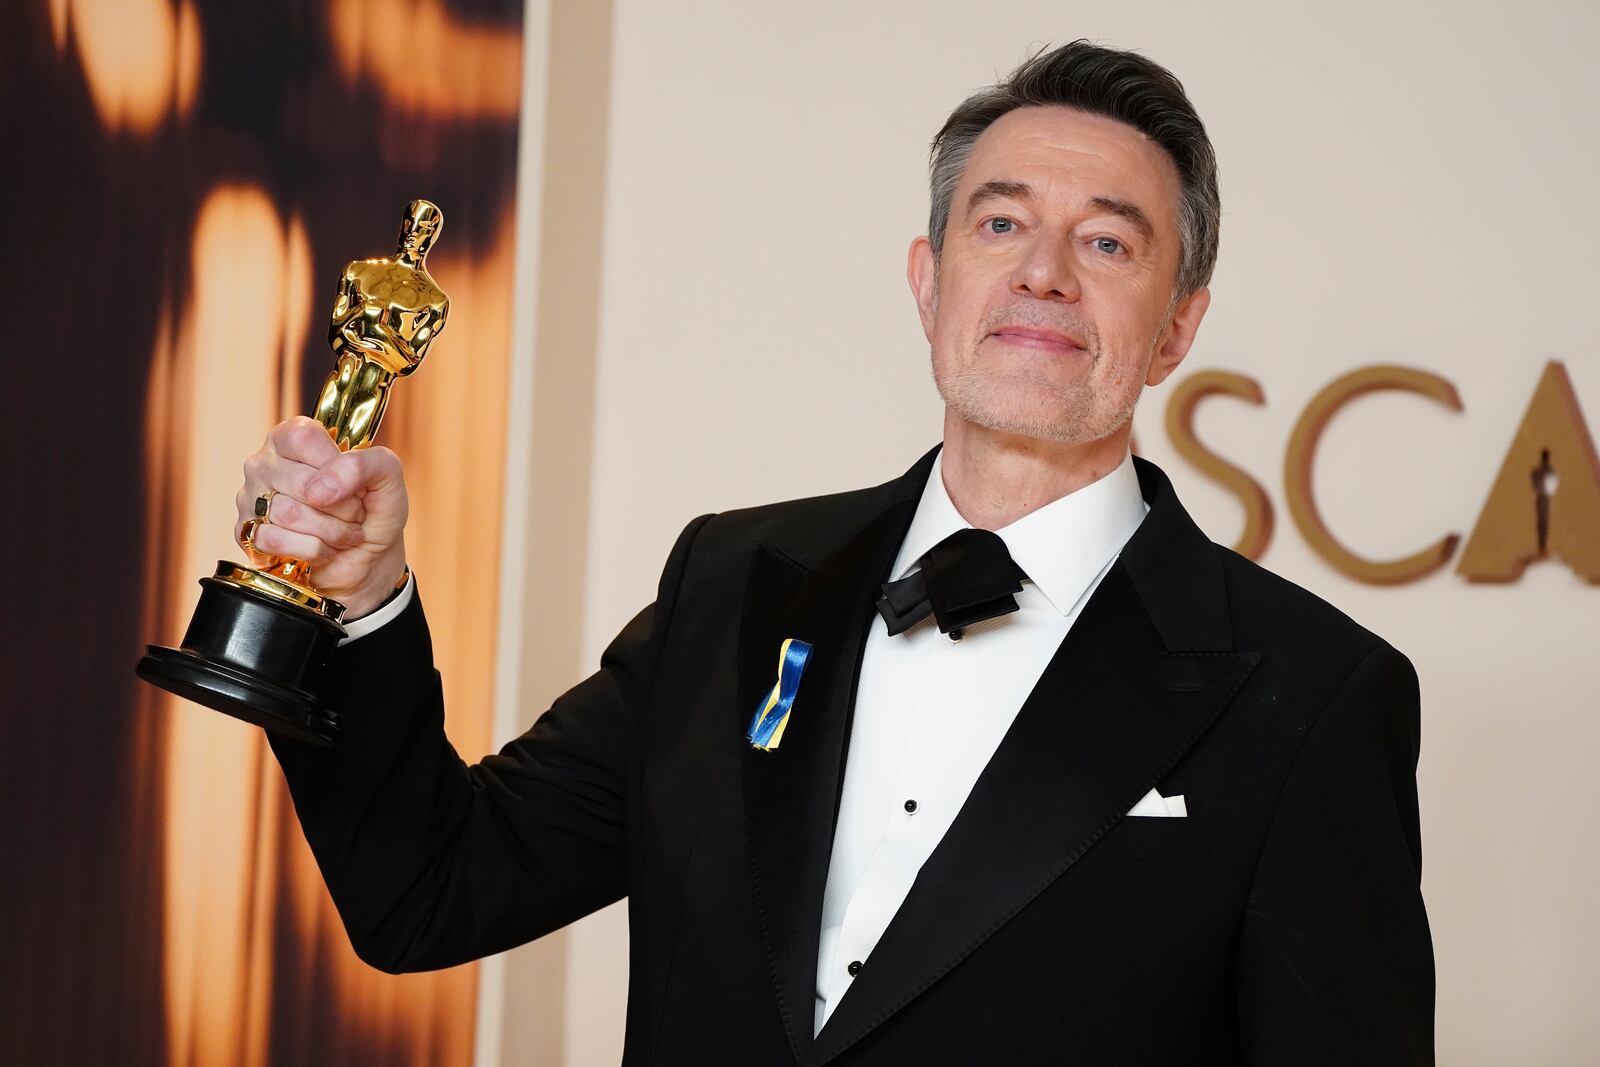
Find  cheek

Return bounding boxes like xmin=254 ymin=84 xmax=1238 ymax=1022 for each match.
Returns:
xmin=932 ymin=281 xmax=993 ymax=350
xmin=928 ymin=298 xmax=963 ymax=357
xmin=1083 ymin=330 xmax=1145 ymax=392
xmin=1089 ymin=291 xmax=1165 ymax=362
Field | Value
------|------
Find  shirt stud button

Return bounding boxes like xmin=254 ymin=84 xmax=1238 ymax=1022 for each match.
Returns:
xmin=847 ymin=960 xmax=862 ymax=977
xmin=904 ymin=799 xmax=918 ymax=813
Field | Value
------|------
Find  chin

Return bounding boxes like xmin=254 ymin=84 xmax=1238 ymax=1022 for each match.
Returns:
xmin=946 ymin=397 xmax=1074 ymax=443
xmin=957 ymin=387 xmax=1142 ymax=445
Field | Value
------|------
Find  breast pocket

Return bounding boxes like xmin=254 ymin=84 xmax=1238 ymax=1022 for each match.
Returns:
xmin=1082 ymin=812 xmax=1217 ymax=862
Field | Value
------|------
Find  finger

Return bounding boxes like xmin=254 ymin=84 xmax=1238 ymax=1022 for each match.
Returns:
xmin=239 ymin=520 xmax=276 ymax=568
xmin=260 ymin=491 xmax=364 ymax=551
xmin=268 ymin=415 xmax=341 ymax=468
xmin=238 ymin=455 xmax=364 ymax=524
xmin=246 ymin=521 xmax=342 ymax=567
xmin=306 ymin=445 xmax=403 ymax=510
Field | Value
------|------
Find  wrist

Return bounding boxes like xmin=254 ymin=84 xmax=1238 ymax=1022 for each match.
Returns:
xmin=340 ymin=551 xmax=410 ymax=621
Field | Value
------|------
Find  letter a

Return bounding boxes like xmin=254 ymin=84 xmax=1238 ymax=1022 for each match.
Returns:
xmin=1458 ymin=361 xmax=1600 ymax=583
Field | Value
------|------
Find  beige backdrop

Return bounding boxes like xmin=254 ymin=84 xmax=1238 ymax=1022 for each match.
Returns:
xmin=489 ymin=2 xmax=1600 ymax=1063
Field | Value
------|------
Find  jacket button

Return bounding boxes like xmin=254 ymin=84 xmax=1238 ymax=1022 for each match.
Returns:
xmin=847 ymin=960 xmax=862 ymax=977
xmin=903 ymin=799 xmax=918 ymax=813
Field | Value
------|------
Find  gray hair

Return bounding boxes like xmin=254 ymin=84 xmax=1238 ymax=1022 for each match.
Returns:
xmin=928 ymin=41 xmax=1221 ymax=301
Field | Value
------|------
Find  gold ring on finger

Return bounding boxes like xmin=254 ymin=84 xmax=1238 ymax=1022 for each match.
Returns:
xmin=239 ymin=517 xmax=264 ymax=553
xmin=254 ymin=489 xmax=277 ymax=524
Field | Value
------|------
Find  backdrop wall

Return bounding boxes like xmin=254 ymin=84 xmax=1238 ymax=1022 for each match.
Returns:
xmin=2 ymin=2 xmax=526 ymax=1064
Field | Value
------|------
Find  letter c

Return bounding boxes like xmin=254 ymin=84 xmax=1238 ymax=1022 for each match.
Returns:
xmin=1284 ymin=365 xmax=1462 ymax=585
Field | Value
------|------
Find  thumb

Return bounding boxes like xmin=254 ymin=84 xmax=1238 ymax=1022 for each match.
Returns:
xmin=307 ymin=446 xmax=401 ymax=504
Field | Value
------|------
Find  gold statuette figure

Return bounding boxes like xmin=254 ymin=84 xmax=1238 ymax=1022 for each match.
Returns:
xmin=316 ymin=200 xmax=448 ymax=449
xmin=251 ymin=200 xmax=450 ymax=594
xmin=137 ymin=200 xmax=450 ymax=746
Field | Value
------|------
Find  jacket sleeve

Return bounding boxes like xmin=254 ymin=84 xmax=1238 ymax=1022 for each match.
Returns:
xmin=268 ymin=512 xmax=715 ymax=974
xmin=1234 ymin=641 xmax=1436 ymax=1064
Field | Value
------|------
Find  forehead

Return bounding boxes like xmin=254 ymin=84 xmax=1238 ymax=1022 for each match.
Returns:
xmin=960 ymin=106 xmax=1181 ymax=226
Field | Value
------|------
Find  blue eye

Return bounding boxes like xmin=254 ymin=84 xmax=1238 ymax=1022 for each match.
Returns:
xmin=1094 ymin=236 xmax=1123 ymax=254
xmin=986 ymin=218 xmax=1014 ymax=234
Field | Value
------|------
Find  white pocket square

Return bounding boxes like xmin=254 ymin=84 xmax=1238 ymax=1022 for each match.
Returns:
xmin=1126 ymin=787 xmax=1187 ymax=818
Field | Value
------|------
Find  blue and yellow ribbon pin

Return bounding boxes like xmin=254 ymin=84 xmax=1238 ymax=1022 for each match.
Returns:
xmin=746 ymin=638 xmax=813 ymax=752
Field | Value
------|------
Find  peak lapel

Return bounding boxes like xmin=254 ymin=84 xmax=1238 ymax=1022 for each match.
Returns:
xmin=807 ymin=456 xmax=1261 ymax=1065
xmin=739 ymin=452 xmax=933 ymax=1061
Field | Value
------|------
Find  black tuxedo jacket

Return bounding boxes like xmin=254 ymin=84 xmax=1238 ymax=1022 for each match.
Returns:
xmin=271 ymin=448 xmax=1434 ymax=1065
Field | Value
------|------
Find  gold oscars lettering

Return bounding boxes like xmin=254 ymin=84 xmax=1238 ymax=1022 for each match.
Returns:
xmin=137 ymin=200 xmax=451 ymax=746
xmin=1164 ymin=359 xmax=1600 ymax=586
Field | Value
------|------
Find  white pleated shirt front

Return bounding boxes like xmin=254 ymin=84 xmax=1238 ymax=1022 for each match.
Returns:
xmin=813 ymin=449 xmax=1149 ymax=1034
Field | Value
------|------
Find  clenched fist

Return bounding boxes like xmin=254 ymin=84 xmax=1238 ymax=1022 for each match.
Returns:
xmin=236 ymin=415 xmax=409 ymax=620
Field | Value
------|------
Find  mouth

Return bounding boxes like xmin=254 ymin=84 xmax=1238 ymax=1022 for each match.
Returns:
xmin=987 ymin=326 xmax=1086 ymax=354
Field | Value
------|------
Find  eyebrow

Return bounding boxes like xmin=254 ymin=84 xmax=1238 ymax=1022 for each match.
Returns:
xmin=964 ymin=179 xmax=1033 ymax=218
xmin=963 ymin=180 xmax=1157 ymax=245
xmin=1087 ymin=195 xmax=1155 ymax=244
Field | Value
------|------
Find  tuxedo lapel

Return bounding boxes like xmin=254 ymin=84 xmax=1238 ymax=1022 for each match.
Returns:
xmin=806 ymin=457 xmax=1261 ymax=1065
xmin=739 ymin=453 xmax=933 ymax=1061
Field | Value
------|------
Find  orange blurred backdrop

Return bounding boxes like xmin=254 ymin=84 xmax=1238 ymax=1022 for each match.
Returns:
xmin=2 ymin=2 xmax=525 ymax=1064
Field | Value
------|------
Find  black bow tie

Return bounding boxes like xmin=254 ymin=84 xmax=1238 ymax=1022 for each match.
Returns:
xmin=875 ymin=528 xmax=1026 ymax=639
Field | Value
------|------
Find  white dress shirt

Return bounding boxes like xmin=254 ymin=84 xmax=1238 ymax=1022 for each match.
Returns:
xmin=813 ymin=449 xmax=1149 ymax=1034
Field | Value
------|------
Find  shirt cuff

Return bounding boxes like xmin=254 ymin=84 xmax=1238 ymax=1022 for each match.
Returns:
xmin=338 ymin=569 xmax=416 ymax=644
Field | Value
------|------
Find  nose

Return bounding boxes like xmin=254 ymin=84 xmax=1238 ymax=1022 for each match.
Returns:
xmin=1009 ymin=230 xmax=1080 ymax=303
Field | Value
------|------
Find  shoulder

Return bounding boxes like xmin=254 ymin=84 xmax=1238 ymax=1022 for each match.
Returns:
xmin=680 ymin=481 xmax=899 ymax=568
xmin=1222 ymin=545 xmax=1391 ymax=655
xmin=1215 ymin=544 xmax=1415 ymax=692
xmin=1126 ymin=455 xmax=1406 ymax=674
xmin=641 ymin=480 xmax=902 ymax=632
xmin=418 ymin=271 xmax=447 ymax=303
xmin=652 ymin=448 xmax=931 ymax=598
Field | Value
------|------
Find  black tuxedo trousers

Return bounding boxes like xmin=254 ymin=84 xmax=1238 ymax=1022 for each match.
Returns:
xmin=270 ymin=450 xmax=1435 ymax=1064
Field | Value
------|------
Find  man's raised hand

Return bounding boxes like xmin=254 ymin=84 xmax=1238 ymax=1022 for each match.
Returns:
xmin=235 ymin=415 xmax=410 ymax=619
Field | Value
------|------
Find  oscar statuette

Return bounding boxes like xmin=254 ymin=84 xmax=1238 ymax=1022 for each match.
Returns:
xmin=137 ymin=200 xmax=450 ymax=746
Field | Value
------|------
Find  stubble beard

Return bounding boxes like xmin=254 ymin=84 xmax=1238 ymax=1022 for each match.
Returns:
xmin=932 ymin=323 xmax=1153 ymax=444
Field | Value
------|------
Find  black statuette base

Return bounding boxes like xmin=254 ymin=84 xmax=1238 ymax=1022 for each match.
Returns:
xmin=136 ymin=575 xmax=345 ymax=747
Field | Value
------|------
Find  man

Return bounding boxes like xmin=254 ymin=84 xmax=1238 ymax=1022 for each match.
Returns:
xmin=243 ymin=41 xmax=1435 ymax=1064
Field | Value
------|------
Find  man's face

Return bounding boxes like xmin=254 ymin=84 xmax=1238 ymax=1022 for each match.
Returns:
xmin=909 ymin=106 xmax=1209 ymax=444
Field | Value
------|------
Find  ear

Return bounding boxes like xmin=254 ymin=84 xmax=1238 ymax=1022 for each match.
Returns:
xmin=1146 ymin=286 xmax=1210 ymax=387
xmin=907 ymin=236 xmax=937 ymax=342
